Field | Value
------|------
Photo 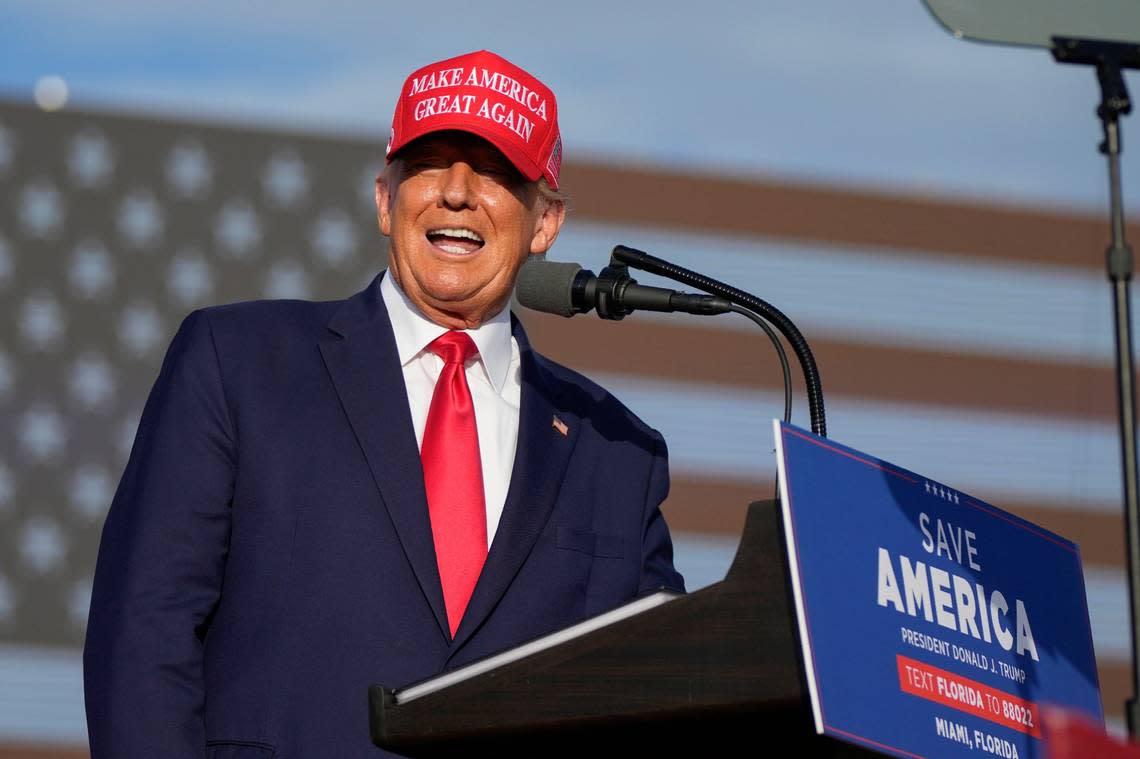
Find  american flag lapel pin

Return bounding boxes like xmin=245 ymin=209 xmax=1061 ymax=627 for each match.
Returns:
xmin=551 ymin=416 xmax=569 ymax=437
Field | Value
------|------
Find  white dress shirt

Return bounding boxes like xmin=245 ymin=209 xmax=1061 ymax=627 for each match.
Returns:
xmin=379 ymin=273 xmax=521 ymax=546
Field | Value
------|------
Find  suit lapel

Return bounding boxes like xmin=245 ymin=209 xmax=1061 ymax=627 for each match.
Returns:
xmin=318 ymin=274 xmax=450 ymax=640
xmin=449 ymin=317 xmax=580 ymax=652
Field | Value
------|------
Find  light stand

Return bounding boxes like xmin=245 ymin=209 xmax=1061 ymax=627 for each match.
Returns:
xmin=1052 ymin=36 xmax=1140 ymax=737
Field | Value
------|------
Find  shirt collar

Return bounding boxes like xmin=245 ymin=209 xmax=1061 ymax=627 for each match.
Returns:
xmin=379 ymin=271 xmax=513 ymax=393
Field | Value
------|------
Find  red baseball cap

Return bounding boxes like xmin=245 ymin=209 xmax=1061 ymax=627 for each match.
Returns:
xmin=386 ymin=50 xmax=563 ymax=190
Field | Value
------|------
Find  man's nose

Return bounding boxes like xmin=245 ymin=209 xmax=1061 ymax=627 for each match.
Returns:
xmin=437 ymin=162 xmax=478 ymax=210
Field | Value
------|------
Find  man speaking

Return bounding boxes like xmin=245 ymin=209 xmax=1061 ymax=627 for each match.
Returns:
xmin=84 ymin=50 xmax=684 ymax=757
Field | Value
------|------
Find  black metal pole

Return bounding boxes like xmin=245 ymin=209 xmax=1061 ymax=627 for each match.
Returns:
xmin=1054 ymin=36 xmax=1140 ymax=737
xmin=1104 ymin=107 xmax=1140 ymax=741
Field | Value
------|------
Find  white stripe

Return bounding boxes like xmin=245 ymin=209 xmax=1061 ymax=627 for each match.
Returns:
xmin=591 ymin=372 xmax=1127 ymax=512
xmin=1084 ymin=566 xmax=1132 ymax=661
xmin=670 ymin=533 xmax=739 ymax=591
xmin=553 ymin=221 xmax=1117 ymax=365
xmin=0 ymin=645 xmax=87 ymax=743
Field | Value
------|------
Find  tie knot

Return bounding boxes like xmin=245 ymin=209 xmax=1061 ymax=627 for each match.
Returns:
xmin=428 ymin=331 xmax=478 ymax=365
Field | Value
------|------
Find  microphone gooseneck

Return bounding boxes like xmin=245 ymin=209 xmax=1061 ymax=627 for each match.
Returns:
xmin=611 ymin=245 xmax=826 ymax=438
xmin=515 ymin=257 xmax=733 ymax=319
xmin=514 ymin=255 xmax=800 ymax=430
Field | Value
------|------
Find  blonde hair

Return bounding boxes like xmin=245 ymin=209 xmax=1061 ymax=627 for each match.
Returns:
xmin=536 ymin=177 xmax=571 ymax=210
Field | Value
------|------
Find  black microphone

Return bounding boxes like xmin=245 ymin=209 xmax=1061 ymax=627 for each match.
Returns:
xmin=515 ymin=257 xmax=732 ymax=320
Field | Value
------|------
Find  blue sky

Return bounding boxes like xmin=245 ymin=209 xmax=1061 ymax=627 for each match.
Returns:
xmin=2 ymin=0 xmax=1138 ymax=214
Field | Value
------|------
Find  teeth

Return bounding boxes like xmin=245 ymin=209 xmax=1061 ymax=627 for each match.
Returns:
xmin=429 ymin=227 xmax=484 ymax=243
xmin=437 ymin=244 xmax=472 ymax=255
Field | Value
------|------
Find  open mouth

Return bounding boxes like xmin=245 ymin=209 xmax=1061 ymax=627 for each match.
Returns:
xmin=427 ymin=227 xmax=485 ymax=255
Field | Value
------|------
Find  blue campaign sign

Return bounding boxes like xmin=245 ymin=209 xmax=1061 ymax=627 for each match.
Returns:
xmin=773 ymin=421 xmax=1103 ymax=759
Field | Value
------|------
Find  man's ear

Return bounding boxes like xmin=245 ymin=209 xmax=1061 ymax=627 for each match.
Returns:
xmin=375 ymin=174 xmax=392 ymax=237
xmin=529 ymin=200 xmax=566 ymax=255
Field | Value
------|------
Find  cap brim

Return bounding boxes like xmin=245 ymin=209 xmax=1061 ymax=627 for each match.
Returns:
xmin=389 ymin=116 xmax=551 ymax=188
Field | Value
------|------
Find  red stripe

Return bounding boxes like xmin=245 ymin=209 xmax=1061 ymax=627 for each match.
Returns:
xmin=896 ymin=654 xmax=1042 ymax=738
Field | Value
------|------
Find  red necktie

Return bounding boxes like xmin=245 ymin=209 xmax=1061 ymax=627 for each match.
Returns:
xmin=421 ymin=331 xmax=487 ymax=637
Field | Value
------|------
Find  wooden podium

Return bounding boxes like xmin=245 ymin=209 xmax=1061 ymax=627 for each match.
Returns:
xmin=369 ymin=500 xmax=881 ymax=756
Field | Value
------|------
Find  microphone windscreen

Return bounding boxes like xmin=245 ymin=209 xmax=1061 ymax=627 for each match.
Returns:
xmin=515 ymin=257 xmax=581 ymax=317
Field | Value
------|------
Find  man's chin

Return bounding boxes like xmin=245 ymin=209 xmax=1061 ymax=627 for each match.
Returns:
xmin=411 ymin=289 xmax=500 ymax=329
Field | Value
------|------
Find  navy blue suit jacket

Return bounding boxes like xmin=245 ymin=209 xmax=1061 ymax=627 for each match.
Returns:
xmin=84 ymin=273 xmax=684 ymax=758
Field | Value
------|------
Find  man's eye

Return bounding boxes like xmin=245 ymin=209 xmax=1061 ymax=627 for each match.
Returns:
xmin=408 ymin=160 xmax=445 ymax=172
xmin=479 ymin=165 xmax=519 ymax=182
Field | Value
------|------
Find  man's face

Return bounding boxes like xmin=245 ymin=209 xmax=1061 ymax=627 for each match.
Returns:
xmin=376 ymin=132 xmax=565 ymax=329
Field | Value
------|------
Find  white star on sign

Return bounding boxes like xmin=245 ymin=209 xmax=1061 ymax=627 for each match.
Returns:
xmin=20 ymin=293 xmax=65 ymax=349
xmin=20 ymin=180 xmax=64 ymax=238
xmin=70 ymin=465 xmax=112 ymax=521
xmin=167 ymin=252 xmax=214 ymax=304
xmin=20 ymin=407 xmax=66 ymax=460
xmin=118 ymin=304 xmax=164 ymax=357
xmin=69 ymin=239 xmax=114 ymax=299
xmin=68 ymin=128 xmax=114 ymax=188
xmin=118 ymin=191 xmax=164 ymax=248
xmin=166 ymin=139 xmax=212 ymax=199
xmin=215 ymin=200 xmax=261 ymax=258
xmin=20 ymin=517 xmax=66 ymax=573
xmin=310 ymin=209 xmax=357 ymax=268
xmin=70 ymin=354 xmax=115 ymax=409
xmin=262 ymin=149 xmax=309 ymax=208
xmin=264 ymin=260 xmax=312 ymax=299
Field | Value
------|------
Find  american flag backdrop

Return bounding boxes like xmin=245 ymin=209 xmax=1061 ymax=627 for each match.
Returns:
xmin=0 ymin=101 xmax=1133 ymax=754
